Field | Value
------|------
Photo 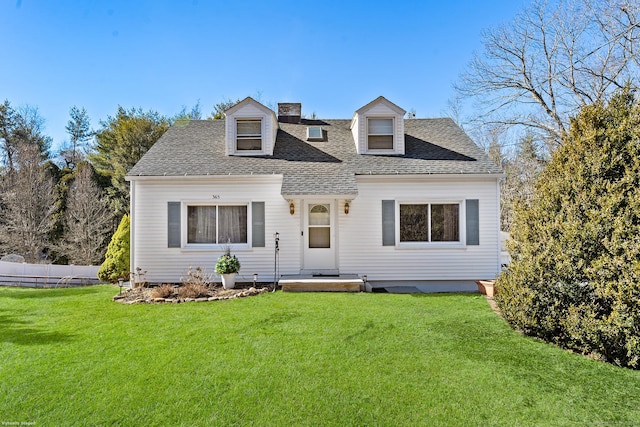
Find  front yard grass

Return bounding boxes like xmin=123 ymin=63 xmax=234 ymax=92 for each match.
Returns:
xmin=1 ymin=285 xmax=639 ymax=426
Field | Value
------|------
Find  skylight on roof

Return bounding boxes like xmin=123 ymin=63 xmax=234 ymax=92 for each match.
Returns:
xmin=306 ymin=126 xmax=323 ymax=141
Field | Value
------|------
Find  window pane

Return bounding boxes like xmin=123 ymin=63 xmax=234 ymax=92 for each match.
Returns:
xmin=307 ymin=126 xmax=322 ymax=140
xmin=237 ymin=120 xmax=261 ymax=135
xmin=309 ymin=227 xmax=330 ymax=248
xmin=309 ymin=204 xmax=330 ymax=225
xmin=431 ymin=204 xmax=459 ymax=242
xmin=187 ymin=206 xmax=216 ymax=243
xmin=400 ymin=204 xmax=428 ymax=242
xmin=237 ymin=119 xmax=262 ymax=151
xmin=368 ymin=118 xmax=393 ymax=134
xmin=236 ymin=138 xmax=262 ymax=150
xmin=219 ymin=205 xmax=248 ymax=244
xmin=368 ymin=135 xmax=393 ymax=150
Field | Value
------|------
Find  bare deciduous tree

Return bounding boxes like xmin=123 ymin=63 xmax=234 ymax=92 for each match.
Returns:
xmin=58 ymin=163 xmax=113 ymax=265
xmin=0 ymin=144 xmax=56 ymax=262
xmin=456 ymin=0 xmax=640 ymax=149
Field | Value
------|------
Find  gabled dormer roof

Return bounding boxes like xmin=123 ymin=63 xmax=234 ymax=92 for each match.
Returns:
xmin=223 ymin=96 xmax=275 ymax=117
xmin=353 ymin=95 xmax=406 ymax=117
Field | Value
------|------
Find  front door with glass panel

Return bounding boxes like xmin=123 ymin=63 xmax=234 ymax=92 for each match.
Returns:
xmin=303 ymin=201 xmax=336 ymax=271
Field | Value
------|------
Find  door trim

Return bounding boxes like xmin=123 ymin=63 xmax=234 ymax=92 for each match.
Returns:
xmin=301 ymin=199 xmax=338 ymax=272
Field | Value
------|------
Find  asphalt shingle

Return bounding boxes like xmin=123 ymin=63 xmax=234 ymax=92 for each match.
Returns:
xmin=127 ymin=118 xmax=502 ymax=195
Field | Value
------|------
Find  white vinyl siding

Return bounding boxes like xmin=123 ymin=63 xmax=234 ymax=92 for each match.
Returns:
xmin=131 ymin=177 xmax=300 ymax=284
xmin=338 ymin=176 xmax=500 ymax=281
xmin=130 ymin=174 xmax=500 ymax=285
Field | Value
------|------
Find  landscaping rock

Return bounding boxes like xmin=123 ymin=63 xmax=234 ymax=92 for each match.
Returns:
xmin=114 ymin=283 xmax=274 ymax=304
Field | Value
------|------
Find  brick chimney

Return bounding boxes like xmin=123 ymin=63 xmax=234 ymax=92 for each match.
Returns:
xmin=277 ymin=103 xmax=302 ymax=123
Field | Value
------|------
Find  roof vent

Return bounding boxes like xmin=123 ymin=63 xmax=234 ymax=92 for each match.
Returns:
xmin=278 ymin=103 xmax=301 ymax=124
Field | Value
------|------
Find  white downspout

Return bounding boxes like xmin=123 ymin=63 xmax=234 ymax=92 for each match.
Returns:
xmin=129 ymin=179 xmax=135 ymax=286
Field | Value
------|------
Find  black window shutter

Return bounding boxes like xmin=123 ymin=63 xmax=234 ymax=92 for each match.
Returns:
xmin=168 ymin=202 xmax=181 ymax=248
xmin=382 ymin=200 xmax=395 ymax=246
xmin=466 ymin=199 xmax=479 ymax=246
xmin=252 ymin=202 xmax=265 ymax=247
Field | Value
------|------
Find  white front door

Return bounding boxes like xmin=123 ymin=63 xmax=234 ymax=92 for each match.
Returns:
xmin=303 ymin=200 xmax=336 ymax=271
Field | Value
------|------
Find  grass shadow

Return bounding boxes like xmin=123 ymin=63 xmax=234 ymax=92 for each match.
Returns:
xmin=0 ymin=285 xmax=104 ymax=299
xmin=0 ymin=312 xmax=75 ymax=345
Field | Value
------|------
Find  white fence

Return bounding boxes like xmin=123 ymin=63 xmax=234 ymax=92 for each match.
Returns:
xmin=0 ymin=261 xmax=100 ymax=288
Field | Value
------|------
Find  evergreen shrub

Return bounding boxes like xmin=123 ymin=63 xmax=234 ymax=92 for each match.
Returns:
xmin=496 ymin=87 xmax=640 ymax=368
xmin=98 ymin=215 xmax=130 ymax=283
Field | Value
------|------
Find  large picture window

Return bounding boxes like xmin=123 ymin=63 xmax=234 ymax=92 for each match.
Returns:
xmin=399 ymin=203 xmax=459 ymax=243
xmin=236 ymin=119 xmax=262 ymax=151
xmin=367 ymin=118 xmax=394 ymax=150
xmin=187 ymin=205 xmax=247 ymax=244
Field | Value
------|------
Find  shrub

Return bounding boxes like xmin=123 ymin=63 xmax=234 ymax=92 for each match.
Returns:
xmin=181 ymin=266 xmax=211 ymax=287
xmin=97 ymin=215 xmax=130 ymax=283
xmin=215 ymin=250 xmax=240 ymax=274
xmin=496 ymin=87 xmax=640 ymax=368
xmin=151 ymin=284 xmax=175 ymax=299
xmin=177 ymin=283 xmax=209 ymax=299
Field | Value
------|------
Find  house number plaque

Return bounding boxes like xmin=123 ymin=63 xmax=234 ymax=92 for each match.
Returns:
xmin=212 ymin=195 xmax=221 ymax=199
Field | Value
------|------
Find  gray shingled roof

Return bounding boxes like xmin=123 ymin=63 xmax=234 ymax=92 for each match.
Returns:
xmin=127 ymin=118 xmax=502 ymax=196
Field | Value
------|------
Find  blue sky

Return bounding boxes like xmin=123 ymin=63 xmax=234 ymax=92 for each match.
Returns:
xmin=1 ymin=0 xmax=524 ymax=151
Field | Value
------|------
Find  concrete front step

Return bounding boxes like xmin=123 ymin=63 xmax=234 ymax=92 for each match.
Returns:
xmin=279 ymin=274 xmax=363 ymax=292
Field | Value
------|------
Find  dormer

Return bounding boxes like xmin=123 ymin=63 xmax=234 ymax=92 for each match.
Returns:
xmin=351 ymin=96 xmax=406 ymax=155
xmin=224 ymin=97 xmax=278 ymax=156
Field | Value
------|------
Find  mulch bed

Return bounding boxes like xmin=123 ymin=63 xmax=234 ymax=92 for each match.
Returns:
xmin=113 ymin=283 xmax=274 ymax=304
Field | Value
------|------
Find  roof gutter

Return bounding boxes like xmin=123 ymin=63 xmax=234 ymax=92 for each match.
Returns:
xmin=125 ymin=174 xmax=284 ymax=182
xmin=355 ymin=173 xmax=505 ymax=181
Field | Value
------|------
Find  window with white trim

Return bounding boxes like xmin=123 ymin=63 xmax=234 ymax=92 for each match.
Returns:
xmin=367 ymin=118 xmax=394 ymax=150
xmin=236 ymin=119 xmax=262 ymax=151
xmin=399 ymin=203 xmax=460 ymax=242
xmin=187 ymin=204 xmax=248 ymax=244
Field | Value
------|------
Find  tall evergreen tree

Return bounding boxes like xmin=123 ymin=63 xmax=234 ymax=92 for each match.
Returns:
xmin=496 ymin=87 xmax=640 ymax=368
xmin=0 ymin=99 xmax=17 ymax=174
xmin=63 ymin=106 xmax=92 ymax=168
xmin=89 ymin=106 xmax=169 ymax=218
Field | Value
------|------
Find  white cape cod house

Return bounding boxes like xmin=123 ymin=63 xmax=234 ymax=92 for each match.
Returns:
xmin=126 ymin=96 xmax=503 ymax=292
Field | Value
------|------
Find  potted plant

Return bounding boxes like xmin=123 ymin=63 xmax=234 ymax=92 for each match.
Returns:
xmin=215 ymin=249 xmax=241 ymax=289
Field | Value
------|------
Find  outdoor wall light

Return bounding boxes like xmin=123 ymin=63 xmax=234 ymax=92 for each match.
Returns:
xmin=289 ymin=200 xmax=295 ymax=215
xmin=253 ymin=273 xmax=258 ymax=286
xmin=344 ymin=201 xmax=350 ymax=214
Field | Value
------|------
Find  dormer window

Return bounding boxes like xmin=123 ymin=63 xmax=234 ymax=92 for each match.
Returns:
xmin=367 ymin=118 xmax=394 ymax=150
xmin=351 ymin=96 xmax=405 ymax=155
xmin=236 ymin=119 xmax=262 ymax=151
xmin=224 ymin=98 xmax=277 ymax=156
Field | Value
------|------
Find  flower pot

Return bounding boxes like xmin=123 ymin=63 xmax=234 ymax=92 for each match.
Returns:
xmin=221 ymin=273 xmax=236 ymax=289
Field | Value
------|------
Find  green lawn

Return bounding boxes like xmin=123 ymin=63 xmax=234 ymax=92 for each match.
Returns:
xmin=1 ymin=286 xmax=639 ymax=426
